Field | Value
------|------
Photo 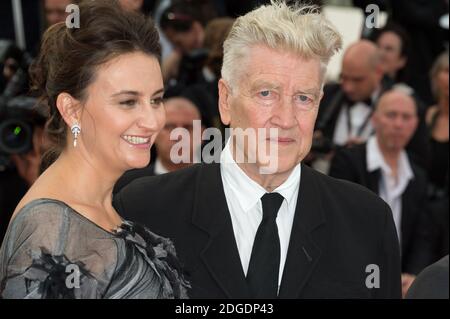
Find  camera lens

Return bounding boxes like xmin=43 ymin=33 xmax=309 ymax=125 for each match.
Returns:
xmin=0 ymin=119 xmax=32 ymax=154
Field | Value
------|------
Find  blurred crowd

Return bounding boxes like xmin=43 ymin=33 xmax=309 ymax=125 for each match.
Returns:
xmin=0 ymin=0 xmax=448 ymax=297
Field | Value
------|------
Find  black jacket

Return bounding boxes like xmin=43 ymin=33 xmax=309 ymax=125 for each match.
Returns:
xmin=114 ymin=163 xmax=402 ymax=299
xmin=329 ymin=143 xmax=434 ymax=274
xmin=406 ymin=255 xmax=449 ymax=299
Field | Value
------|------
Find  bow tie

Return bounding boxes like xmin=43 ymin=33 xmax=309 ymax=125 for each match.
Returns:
xmin=347 ymin=97 xmax=373 ymax=108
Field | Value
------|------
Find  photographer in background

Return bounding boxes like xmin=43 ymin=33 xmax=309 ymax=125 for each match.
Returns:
xmin=0 ymin=41 xmax=47 ymax=245
xmin=159 ymin=0 xmax=217 ymax=88
xmin=0 ymin=97 xmax=48 ymax=245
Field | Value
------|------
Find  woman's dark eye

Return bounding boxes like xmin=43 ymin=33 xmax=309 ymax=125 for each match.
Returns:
xmin=151 ymin=97 xmax=164 ymax=107
xmin=120 ymin=99 xmax=137 ymax=107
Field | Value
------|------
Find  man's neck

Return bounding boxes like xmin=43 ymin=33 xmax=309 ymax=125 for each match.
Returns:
xmin=235 ymin=162 xmax=293 ymax=192
xmin=378 ymin=142 xmax=401 ymax=179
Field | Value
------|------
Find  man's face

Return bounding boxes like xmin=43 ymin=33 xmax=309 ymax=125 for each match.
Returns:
xmin=340 ymin=56 xmax=382 ymax=102
xmin=219 ymin=45 xmax=323 ymax=175
xmin=372 ymin=93 xmax=418 ymax=152
xmin=155 ymin=98 xmax=201 ymax=168
xmin=44 ymin=0 xmax=72 ymax=26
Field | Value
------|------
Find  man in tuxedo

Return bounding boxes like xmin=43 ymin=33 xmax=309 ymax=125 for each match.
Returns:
xmin=314 ymin=40 xmax=429 ymax=169
xmin=329 ymin=89 xmax=434 ymax=296
xmin=114 ymin=2 xmax=402 ymax=299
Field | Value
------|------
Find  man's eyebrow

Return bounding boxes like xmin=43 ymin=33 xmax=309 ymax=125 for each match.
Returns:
xmin=250 ymin=80 xmax=281 ymax=90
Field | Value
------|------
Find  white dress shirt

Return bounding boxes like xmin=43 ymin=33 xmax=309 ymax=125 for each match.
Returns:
xmin=333 ymin=90 xmax=381 ymax=146
xmin=154 ymin=158 xmax=170 ymax=175
xmin=366 ymin=136 xmax=414 ymax=244
xmin=220 ymin=140 xmax=301 ymax=288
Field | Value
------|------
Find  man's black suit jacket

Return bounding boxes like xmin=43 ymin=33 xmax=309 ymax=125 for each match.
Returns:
xmin=113 ymin=163 xmax=402 ymax=299
xmin=329 ymin=144 xmax=434 ymax=274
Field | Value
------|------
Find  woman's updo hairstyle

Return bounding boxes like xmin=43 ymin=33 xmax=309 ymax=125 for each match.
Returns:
xmin=31 ymin=0 xmax=161 ymax=171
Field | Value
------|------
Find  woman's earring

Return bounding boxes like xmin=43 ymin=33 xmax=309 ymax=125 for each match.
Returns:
xmin=71 ymin=123 xmax=81 ymax=147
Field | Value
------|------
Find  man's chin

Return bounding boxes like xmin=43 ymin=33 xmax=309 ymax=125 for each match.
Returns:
xmin=256 ymin=157 xmax=300 ymax=175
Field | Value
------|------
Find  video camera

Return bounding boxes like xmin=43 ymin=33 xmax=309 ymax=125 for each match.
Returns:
xmin=0 ymin=40 xmax=45 ymax=169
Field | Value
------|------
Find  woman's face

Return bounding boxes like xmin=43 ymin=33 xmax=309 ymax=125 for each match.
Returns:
xmin=436 ymin=64 xmax=449 ymax=100
xmin=377 ymin=31 xmax=406 ymax=78
xmin=79 ymin=52 xmax=165 ymax=173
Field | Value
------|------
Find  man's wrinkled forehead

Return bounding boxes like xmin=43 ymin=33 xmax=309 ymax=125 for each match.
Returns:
xmin=243 ymin=71 xmax=322 ymax=95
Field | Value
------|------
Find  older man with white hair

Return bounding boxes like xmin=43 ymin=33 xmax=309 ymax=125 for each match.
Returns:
xmin=115 ymin=1 xmax=402 ymax=299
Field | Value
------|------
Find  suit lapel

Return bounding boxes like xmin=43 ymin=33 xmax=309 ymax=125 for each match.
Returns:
xmin=278 ymin=165 xmax=327 ymax=298
xmin=361 ymin=146 xmax=381 ymax=194
xmin=191 ymin=163 xmax=250 ymax=298
xmin=367 ymin=170 xmax=381 ymax=194
xmin=400 ymin=182 xmax=414 ymax=253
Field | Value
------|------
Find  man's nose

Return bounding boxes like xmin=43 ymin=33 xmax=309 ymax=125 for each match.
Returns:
xmin=342 ymin=81 xmax=354 ymax=95
xmin=392 ymin=115 xmax=405 ymax=129
xmin=272 ymin=97 xmax=297 ymax=129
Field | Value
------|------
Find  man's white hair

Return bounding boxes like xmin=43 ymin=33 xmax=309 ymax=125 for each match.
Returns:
xmin=221 ymin=0 xmax=342 ymax=90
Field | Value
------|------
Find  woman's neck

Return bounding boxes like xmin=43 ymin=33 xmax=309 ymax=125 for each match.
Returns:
xmin=51 ymin=148 xmax=120 ymax=209
xmin=438 ymin=96 xmax=449 ymax=115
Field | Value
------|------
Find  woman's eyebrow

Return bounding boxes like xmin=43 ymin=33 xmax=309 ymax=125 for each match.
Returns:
xmin=151 ymin=88 xmax=165 ymax=97
xmin=111 ymin=90 xmax=141 ymax=97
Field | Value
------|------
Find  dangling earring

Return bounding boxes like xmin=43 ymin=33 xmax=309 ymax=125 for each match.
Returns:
xmin=71 ymin=123 xmax=81 ymax=147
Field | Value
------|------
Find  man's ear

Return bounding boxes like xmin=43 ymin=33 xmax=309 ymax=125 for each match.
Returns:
xmin=318 ymin=90 xmax=324 ymax=106
xmin=397 ymin=56 xmax=407 ymax=70
xmin=218 ymin=79 xmax=232 ymax=126
xmin=56 ymin=92 xmax=82 ymax=127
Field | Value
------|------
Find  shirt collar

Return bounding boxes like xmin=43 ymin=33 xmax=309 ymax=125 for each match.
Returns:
xmin=220 ymin=139 xmax=301 ymax=213
xmin=366 ymin=135 xmax=414 ymax=181
xmin=154 ymin=158 xmax=170 ymax=175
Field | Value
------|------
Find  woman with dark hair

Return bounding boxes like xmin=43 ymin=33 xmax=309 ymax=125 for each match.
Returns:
xmin=0 ymin=0 xmax=188 ymax=299
xmin=373 ymin=22 xmax=412 ymax=85
xmin=426 ymin=51 xmax=449 ymax=198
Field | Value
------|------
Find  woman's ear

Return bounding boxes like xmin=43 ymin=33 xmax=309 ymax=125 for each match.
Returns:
xmin=56 ymin=92 xmax=82 ymax=127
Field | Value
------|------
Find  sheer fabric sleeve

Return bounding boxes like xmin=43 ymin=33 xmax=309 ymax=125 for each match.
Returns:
xmin=0 ymin=202 xmax=115 ymax=299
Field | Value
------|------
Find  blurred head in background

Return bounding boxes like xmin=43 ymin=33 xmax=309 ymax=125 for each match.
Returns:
xmin=155 ymin=97 xmax=203 ymax=172
xmin=340 ymin=40 xmax=384 ymax=103
xmin=118 ymin=0 xmax=144 ymax=12
xmin=203 ymin=17 xmax=235 ymax=79
xmin=44 ymin=0 xmax=76 ymax=26
xmin=373 ymin=23 xmax=411 ymax=82
xmin=430 ymin=51 xmax=449 ymax=104
xmin=372 ymin=90 xmax=418 ymax=154
xmin=160 ymin=1 xmax=216 ymax=53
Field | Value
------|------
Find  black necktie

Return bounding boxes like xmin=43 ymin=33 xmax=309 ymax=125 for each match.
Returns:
xmin=246 ymin=192 xmax=284 ymax=298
